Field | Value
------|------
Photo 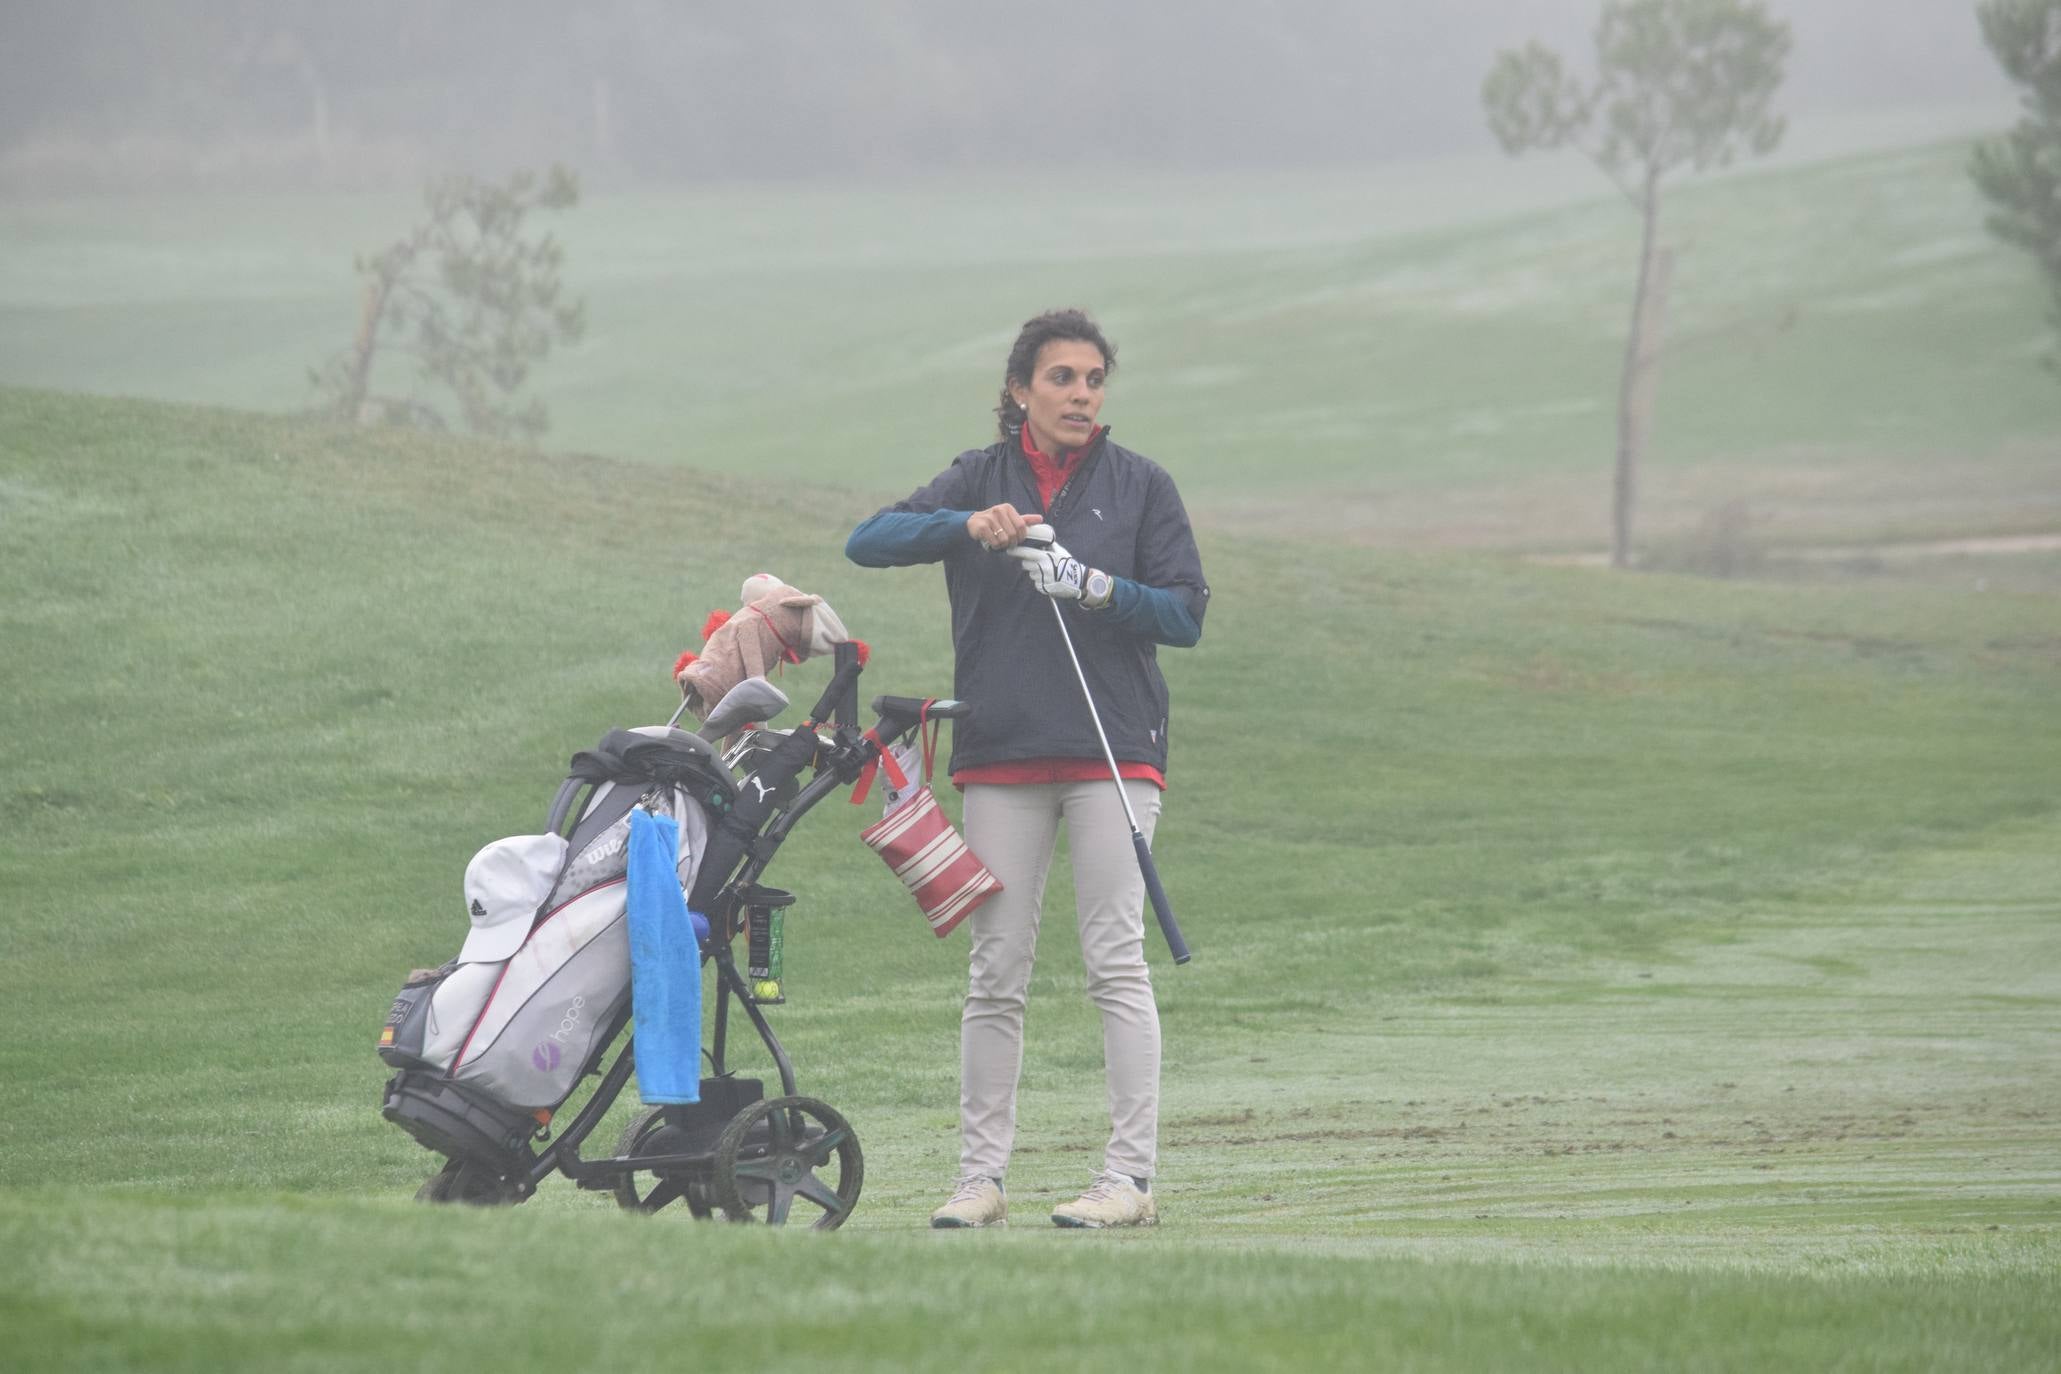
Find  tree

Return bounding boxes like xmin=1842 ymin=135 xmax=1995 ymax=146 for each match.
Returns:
xmin=1483 ymin=0 xmax=1790 ymax=568
xmin=311 ymin=164 xmax=585 ymax=442
xmin=1971 ymin=0 xmax=2061 ymax=372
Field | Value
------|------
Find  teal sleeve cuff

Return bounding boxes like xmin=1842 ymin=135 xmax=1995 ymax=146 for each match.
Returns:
xmin=1102 ymin=575 xmax=1202 ymax=647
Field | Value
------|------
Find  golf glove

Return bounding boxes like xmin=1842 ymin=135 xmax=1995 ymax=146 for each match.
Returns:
xmin=1007 ymin=526 xmax=1112 ymax=608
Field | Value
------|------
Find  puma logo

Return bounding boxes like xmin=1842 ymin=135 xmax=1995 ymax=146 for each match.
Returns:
xmin=747 ymin=777 xmax=773 ymax=803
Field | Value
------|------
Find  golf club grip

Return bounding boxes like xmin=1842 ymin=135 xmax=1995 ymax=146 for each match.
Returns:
xmin=1134 ymin=832 xmax=1191 ymax=964
xmin=808 ymin=654 xmax=865 ymax=725
xmin=832 ymin=641 xmax=862 ymax=727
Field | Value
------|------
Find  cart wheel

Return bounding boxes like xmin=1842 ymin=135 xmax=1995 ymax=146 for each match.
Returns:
xmin=711 ymin=1096 xmax=862 ymax=1230
xmin=611 ymin=1106 xmax=715 ymax=1217
xmin=414 ymin=1157 xmax=518 ymax=1206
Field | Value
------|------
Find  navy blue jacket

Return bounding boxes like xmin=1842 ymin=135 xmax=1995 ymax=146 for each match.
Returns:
xmin=846 ymin=431 xmax=1209 ymax=777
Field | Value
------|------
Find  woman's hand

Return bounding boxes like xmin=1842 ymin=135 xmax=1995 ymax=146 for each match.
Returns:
xmin=1007 ymin=524 xmax=1113 ymax=607
xmin=965 ymin=504 xmax=1041 ymax=552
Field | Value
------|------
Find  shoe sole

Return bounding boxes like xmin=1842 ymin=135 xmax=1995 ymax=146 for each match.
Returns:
xmin=1051 ymin=1214 xmax=1157 ymax=1228
xmin=930 ymin=1217 xmax=1006 ymax=1229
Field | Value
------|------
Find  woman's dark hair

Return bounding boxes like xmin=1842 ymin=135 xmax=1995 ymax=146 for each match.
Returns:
xmin=995 ymin=308 xmax=1117 ymax=441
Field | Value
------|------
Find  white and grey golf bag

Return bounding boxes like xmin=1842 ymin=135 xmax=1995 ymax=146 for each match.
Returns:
xmin=379 ymin=726 xmax=735 ymax=1167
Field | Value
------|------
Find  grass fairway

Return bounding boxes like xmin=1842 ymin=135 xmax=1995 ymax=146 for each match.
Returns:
xmin=2 ymin=386 xmax=2057 ymax=1369
xmin=4 ymin=1196 xmax=2055 ymax=1374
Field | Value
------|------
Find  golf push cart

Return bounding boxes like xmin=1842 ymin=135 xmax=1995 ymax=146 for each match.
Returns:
xmin=377 ymin=645 xmax=964 ymax=1229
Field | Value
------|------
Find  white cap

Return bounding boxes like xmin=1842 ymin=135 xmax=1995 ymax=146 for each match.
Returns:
xmin=459 ymin=833 xmax=569 ymax=963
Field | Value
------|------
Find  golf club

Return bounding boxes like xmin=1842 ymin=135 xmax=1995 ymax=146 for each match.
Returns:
xmin=1017 ymin=533 xmax=1192 ymax=964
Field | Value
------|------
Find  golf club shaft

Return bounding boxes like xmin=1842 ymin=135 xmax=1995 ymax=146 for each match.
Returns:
xmin=1045 ymin=596 xmax=1192 ymax=964
xmin=1047 ymin=600 xmax=1141 ymax=831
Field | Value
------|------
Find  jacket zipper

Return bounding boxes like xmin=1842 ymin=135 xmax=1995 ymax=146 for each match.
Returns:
xmin=1002 ymin=427 xmax=1109 ymax=526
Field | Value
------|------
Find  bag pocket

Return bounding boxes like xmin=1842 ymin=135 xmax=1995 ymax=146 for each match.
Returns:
xmin=860 ymin=784 xmax=1001 ymax=937
xmin=857 ymin=709 xmax=999 ymax=937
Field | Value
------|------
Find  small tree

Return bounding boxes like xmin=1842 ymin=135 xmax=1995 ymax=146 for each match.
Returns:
xmin=311 ymin=164 xmax=586 ymax=442
xmin=1483 ymin=0 xmax=1790 ymax=568
xmin=1971 ymin=0 xmax=2061 ymax=373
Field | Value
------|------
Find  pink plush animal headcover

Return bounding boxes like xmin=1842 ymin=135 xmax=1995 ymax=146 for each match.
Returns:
xmin=672 ymin=573 xmax=868 ymax=720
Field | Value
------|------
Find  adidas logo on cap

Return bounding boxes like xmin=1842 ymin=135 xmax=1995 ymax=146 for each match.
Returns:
xmin=459 ymin=832 xmax=569 ymax=963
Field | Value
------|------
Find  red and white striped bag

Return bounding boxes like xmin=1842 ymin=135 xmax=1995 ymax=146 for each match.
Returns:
xmin=858 ymin=706 xmax=1000 ymax=938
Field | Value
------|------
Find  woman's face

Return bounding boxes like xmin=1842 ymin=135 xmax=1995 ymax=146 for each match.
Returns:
xmin=1010 ymin=339 xmax=1108 ymax=455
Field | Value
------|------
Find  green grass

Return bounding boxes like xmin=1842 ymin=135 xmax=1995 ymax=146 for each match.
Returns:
xmin=2 ymin=385 xmax=2057 ymax=1368
xmin=4 ymin=1193 xmax=2055 ymax=1373
xmin=1 ymin=132 xmax=2054 ymax=551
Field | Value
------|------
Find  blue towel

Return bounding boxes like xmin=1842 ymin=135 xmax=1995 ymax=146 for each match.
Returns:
xmin=626 ymin=808 xmax=703 ymax=1105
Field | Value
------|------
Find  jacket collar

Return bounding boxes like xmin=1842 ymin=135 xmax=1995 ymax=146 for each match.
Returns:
xmin=1018 ymin=423 xmax=1105 ymax=466
xmin=1008 ymin=425 xmax=1109 ymax=521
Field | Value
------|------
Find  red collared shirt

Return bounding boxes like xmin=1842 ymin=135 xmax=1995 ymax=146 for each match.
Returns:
xmin=1018 ymin=423 xmax=1100 ymax=512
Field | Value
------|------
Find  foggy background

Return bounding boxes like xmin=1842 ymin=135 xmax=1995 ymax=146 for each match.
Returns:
xmin=0 ymin=0 xmax=2014 ymax=192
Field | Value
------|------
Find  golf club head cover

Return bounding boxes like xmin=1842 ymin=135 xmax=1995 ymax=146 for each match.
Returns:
xmin=675 ymin=575 xmax=861 ymax=717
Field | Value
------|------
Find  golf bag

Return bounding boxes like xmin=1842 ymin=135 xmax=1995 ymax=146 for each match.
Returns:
xmin=379 ymin=726 xmax=735 ymax=1168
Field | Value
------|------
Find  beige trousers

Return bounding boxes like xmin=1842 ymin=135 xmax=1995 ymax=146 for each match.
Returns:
xmin=958 ymin=779 xmax=1163 ymax=1181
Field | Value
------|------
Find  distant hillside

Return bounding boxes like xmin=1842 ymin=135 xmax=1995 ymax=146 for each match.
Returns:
xmin=0 ymin=133 xmax=2052 ymax=558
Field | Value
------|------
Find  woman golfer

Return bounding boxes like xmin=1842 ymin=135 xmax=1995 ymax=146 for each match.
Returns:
xmin=846 ymin=308 xmax=1209 ymax=1228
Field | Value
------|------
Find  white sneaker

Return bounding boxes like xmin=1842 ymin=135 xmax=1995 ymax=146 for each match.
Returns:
xmin=929 ymin=1174 xmax=1006 ymax=1228
xmin=1051 ymin=1170 xmax=1157 ymax=1229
